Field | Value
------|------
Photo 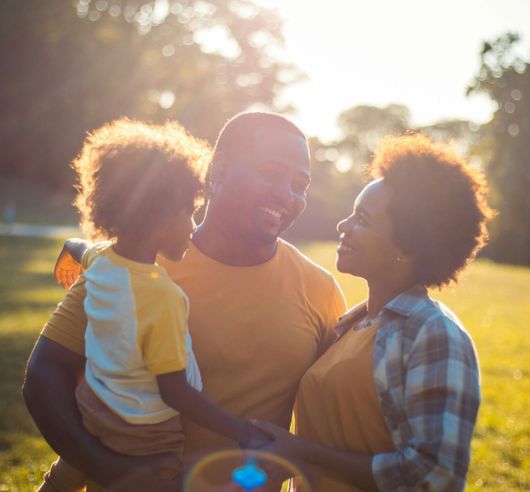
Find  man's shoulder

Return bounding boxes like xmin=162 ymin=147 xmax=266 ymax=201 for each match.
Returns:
xmin=277 ymin=239 xmax=335 ymax=282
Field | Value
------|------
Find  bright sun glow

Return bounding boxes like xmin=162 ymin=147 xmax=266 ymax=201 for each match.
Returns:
xmin=267 ymin=0 xmax=530 ymax=141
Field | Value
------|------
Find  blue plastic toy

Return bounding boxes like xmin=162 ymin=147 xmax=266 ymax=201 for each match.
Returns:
xmin=231 ymin=457 xmax=268 ymax=491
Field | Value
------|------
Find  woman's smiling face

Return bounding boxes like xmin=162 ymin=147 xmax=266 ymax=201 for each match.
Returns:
xmin=336 ymin=179 xmax=405 ymax=280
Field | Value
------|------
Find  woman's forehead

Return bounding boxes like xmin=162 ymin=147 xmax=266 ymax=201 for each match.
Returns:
xmin=355 ymin=180 xmax=391 ymax=214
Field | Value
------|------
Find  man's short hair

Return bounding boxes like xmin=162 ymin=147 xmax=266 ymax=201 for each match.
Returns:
xmin=208 ymin=112 xmax=306 ymax=187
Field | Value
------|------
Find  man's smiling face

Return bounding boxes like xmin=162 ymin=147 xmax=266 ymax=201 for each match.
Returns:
xmin=212 ymin=126 xmax=311 ymax=245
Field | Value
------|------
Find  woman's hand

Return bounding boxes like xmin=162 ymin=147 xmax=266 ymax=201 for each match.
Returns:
xmin=251 ymin=419 xmax=302 ymax=460
xmin=243 ymin=422 xmax=274 ymax=449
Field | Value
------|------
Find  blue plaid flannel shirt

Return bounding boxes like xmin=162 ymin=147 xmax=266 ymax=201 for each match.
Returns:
xmin=343 ymin=285 xmax=480 ymax=491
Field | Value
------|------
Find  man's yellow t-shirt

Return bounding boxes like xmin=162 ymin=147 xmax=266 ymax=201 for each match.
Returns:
xmin=42 ymin=238 xmax=346 ymax=462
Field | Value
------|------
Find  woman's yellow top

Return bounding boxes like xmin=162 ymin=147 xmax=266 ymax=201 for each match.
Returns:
xmin=296 ymin=311 xmax=394 ymax=492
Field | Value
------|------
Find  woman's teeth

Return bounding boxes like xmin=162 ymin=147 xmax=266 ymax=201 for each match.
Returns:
xmin=338 ymin=242 xmax=355 ymax=254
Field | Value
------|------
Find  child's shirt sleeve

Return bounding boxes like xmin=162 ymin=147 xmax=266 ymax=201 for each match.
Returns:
xmin=81 ymin=241 xmax=112 ymax=269
xmin=139 ymin=284 xmax=189 ymax=376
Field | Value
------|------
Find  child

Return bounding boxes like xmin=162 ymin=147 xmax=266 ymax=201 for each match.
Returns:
xmin=40 ymin=118 xmax=263 ymax=491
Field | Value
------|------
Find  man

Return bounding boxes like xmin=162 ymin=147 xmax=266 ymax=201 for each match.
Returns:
xmin=23 ymin=112 xmax=346 ymax=490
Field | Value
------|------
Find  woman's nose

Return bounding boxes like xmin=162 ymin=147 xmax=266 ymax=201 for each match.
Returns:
xmin=337 ymin=217 xmax=349 ymax=234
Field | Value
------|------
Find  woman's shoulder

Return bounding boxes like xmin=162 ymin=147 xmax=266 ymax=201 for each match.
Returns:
xmin=400 ymin=294 xmax=477 ymax=360
xmin=385 ymin=286 xmax=474 ymax=348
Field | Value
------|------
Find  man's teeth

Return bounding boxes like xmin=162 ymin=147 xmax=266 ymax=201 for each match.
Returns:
xmin=261 ymin=207 xmax=282 ymax=219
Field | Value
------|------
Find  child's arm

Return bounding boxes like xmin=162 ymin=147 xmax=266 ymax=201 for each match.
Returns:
xmin=157 ymin=371 xmax=269 ymax=448
xmin=54 ymin=238 xmax=92 ymax=289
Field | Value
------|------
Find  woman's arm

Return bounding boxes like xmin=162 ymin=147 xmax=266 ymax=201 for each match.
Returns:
xmin=255 ymin=316 xmax=480 ymax=492
xmin=252 ymin=420 xmax=378 ymax=491
xmin=371 ymin=316 xmax=480 ymax=491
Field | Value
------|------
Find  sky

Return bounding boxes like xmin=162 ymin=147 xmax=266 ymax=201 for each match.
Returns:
xmin=262 ymin=0 xmax=530 ymax=141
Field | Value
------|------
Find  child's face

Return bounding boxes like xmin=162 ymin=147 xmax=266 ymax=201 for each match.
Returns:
xmin=158 ymin=209 xmax=196 ymax=262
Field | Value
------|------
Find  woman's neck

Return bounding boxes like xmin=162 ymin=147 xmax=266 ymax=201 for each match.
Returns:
xmin=366 ymin=276 xmax=416 ymax=318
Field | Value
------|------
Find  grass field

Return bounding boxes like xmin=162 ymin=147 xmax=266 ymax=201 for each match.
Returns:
xmin=0 ymin=235 xmax=529 ymax=491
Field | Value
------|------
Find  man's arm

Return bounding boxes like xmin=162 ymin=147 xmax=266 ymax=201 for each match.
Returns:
xmin=23 ymin=337 xmax=135 ymax=486
xmin=24 ymin=325 xmax=181 ymax=490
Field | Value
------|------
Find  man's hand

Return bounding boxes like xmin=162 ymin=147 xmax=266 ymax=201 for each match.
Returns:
xmin=54 ymin=242 xmax=84 ymax=289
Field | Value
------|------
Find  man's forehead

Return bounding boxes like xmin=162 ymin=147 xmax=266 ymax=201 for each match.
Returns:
xmin=252 ymin=125 xmax=306 ymax=145
xmin=251 ymin=126 xmax=309 ymax=163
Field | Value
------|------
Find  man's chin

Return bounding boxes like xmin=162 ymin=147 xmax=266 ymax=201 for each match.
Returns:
xmin=251 ymin=227 xmax=282 ymax=245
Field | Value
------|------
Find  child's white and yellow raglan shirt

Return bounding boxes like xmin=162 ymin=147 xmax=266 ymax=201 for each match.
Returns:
xmin=81 ymin=244 xmax=202 ymax=425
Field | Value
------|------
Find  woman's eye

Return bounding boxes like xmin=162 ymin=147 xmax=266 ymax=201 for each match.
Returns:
xmin=355 ymin=214 xmax=368 ymax=226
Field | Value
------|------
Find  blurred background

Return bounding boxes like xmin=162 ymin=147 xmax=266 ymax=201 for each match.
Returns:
xmin=0 ymin=2 xmax=529 ymax=490
xmin=1 ymin=0 xmax=529 ymax=265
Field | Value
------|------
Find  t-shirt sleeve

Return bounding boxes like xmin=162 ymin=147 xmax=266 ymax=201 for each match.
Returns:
xmin=317 ymin=276 xmax=347 ymax=356
xmin=81 ymin=241 xmax=111 ymax=269
xmin=41 ymin=277 xmax=88 ymax=356
xmin=140 ymin=286 xmax=189 ymax=376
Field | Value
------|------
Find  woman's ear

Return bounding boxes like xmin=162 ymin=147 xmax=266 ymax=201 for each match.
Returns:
xmin=395 ymin=246 xmax=415 ymax=264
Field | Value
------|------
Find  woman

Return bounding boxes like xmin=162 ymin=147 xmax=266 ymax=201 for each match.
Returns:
xmin=255 ymin=134 xmax=493 ymax=491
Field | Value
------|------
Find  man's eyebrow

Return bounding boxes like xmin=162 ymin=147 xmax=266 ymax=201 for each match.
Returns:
xmin=261 ymin=160 xmax=311 ymax=179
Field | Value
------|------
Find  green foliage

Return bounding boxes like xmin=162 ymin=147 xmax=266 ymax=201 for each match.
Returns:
xmin=0 ymin=237 xmax=529 ymax=490
xmin=468 ymin=33 xmax=530 ymax=265
xmin=288 ymin=105 xmax=480 ymax=243
xmin=337 ymin=104 xmax=411 ymax=166
xmin=0 ymin=0 xmax=298 ymax=189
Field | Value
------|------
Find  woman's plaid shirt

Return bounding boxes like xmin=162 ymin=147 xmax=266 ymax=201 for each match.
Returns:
xmin=341 ymin=285 xmax=480 ymax=491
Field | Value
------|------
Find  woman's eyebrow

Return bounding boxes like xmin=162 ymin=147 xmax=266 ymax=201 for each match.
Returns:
xmin=355 ymin=205 xmax=371 ymax=219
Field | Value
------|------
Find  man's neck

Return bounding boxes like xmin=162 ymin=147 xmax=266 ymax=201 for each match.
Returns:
xmin=192 ymin=222 xmax=278 ymax=266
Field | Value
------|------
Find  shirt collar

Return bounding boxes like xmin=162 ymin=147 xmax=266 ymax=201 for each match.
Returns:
xmin=382 ymin=284 xmax=429 ymax=318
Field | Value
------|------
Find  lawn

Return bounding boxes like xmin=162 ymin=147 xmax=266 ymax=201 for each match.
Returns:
xmin=0 ymin=236 xmax=528 ymax=491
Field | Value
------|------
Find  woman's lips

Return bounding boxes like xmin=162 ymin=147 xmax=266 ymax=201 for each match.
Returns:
xmin=337 ymin=241 xmax=356 ymax=255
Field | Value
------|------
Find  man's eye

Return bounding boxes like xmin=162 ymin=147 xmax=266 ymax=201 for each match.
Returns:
xmin=261 ymin=169 xmax=279 ymax=180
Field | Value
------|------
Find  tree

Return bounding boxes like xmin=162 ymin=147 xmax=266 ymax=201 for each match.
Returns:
xmin=468 ymin=32 xmax=530 ymax=265
xmin=337 ymin=104 xmax=411 ymax=168
xmin=0 ymin=0 xmax=300 ymax=189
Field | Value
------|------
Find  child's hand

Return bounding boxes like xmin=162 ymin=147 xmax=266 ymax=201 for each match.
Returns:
xmin=250 ymin=419 xmax=302 ymax=460
xmin=54 ymin=242 xmax=84 ymax=289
